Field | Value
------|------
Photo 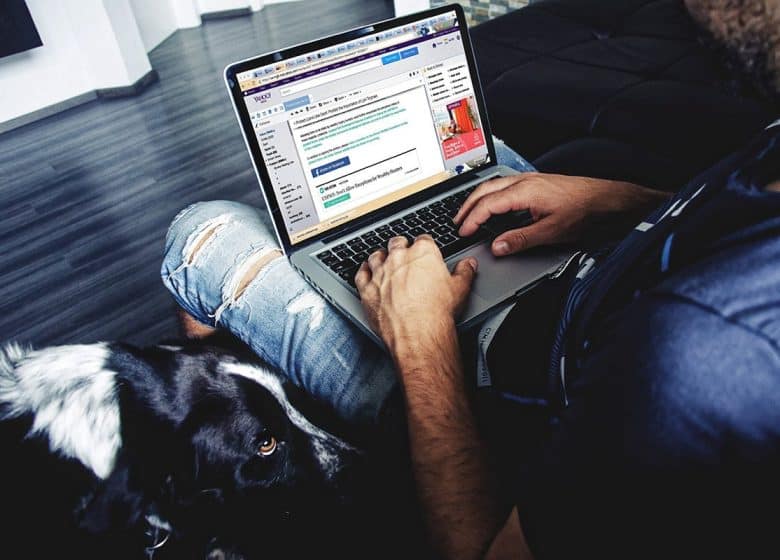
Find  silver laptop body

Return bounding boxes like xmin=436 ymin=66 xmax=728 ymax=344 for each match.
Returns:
xmin=224 ymin=4 xmax=571 ymax=345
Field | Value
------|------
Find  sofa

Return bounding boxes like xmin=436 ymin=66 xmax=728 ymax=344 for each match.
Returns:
xmin=470 ymin=0 xmax=777 ymax=191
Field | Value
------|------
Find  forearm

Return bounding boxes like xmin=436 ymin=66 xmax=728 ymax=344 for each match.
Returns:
xmin=582 ymin=179 xmax=671 ymax=243
xmin=390 ymin=320 xmax=508 ymax=560
xmin=590 ymin=180 xmax=671 ymax=226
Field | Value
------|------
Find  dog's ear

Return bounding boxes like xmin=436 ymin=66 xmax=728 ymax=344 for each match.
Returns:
xmin=76 ymin=460 xmax=146 ymax=534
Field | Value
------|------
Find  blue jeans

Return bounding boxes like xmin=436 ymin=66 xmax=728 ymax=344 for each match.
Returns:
xmin=161 ymin=138 xmax=534 ymax=426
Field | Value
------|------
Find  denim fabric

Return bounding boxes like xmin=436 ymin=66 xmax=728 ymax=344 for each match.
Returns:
xmin=160 ymin=137 xmax=535 ymax=425
xmin=495 ymin=137 xmax=537 ymax=172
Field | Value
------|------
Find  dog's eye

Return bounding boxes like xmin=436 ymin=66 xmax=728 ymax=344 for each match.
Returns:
xmin=257 ymin=435 xmax=278 ymax=457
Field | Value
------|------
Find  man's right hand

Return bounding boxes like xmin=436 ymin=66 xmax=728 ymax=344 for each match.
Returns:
xmin=454 ymin=173 xmax=670 ymax=256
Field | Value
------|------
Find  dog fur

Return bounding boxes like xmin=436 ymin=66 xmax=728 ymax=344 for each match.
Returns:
xmin=0 ymin=340 xmax=362 ymax=558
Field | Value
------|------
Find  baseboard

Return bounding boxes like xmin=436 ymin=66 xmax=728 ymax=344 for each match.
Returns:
xmin=96 ymin=69 xmax=159 ymax=99
xmin=0 ymin=91 xmax=97 ymax=135
xmin=0 ymin=68 xmax=159 ymax=135
xmin=201 ymin=7 xmax=252 ymax=20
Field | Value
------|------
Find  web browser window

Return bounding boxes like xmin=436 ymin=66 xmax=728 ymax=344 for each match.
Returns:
xmin=238 ymin=10 xmax=489 ymax=244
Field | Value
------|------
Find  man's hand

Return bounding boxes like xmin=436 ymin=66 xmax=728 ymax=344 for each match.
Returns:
xmin=454 ymin=173 xmax=670 ymax=256
xmin=355 ymin=234 xmax=477 ymax=352
xmin=355 ymin=234 xmax=523 ymax=560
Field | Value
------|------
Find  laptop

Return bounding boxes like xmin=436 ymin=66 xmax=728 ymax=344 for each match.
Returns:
xmin=224 ymin=4 xmax=572 ymax=345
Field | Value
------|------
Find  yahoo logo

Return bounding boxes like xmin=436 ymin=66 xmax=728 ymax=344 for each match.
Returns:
xmin=253 ymin=93 xmax=272 ymax=103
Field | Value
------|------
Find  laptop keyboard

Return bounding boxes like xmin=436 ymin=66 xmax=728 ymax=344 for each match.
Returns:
xmin=315 ymin=185 xmax=490 ymax=288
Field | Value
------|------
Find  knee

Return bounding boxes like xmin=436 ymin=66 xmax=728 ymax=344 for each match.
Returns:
xmin=165 ymin=201 xmax=236 ymax=249
xmin=160 ymin=200 xmax=283 ymax=325
xmin=163 ymin=200 xmax=259 ymax=269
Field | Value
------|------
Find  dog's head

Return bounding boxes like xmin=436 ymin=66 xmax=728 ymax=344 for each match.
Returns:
xmin=148 ymin=355 xmax=361 ymax=537
xmin=171 ymin=360 xmax=358 ymax=507
xmin=78 ymin=347 xmax=362 ymax=556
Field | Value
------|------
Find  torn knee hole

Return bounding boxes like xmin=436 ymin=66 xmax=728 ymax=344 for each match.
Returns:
xmin=232 ymin=249 xmax=283 ymax=300
xmin=187 ymin=225 xmax=222 ymax=264
xmin=183 ymin=214 xmax=235 ymax=265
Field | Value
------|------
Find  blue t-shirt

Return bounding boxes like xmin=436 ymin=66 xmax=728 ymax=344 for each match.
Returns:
xmin=517 ymin=122 xmax=780 ymax=558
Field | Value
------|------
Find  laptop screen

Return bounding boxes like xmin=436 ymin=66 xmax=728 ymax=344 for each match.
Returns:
xmin=235 ymin=9 xmax=490 ymax=245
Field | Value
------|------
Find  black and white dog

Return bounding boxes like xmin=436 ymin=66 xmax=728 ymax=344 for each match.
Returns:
xmin=0 ymin=340 xmax=364 ymax=558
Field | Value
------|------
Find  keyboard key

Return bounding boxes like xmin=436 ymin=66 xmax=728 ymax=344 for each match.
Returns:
xmin=332 ymin=243 xmax=347 ymax=252
xmin=376 ymin=224 xmax=391 ymax=232
xmin=350 ymin=241 xmax=368 ymax=252
xmin=410 ymin=227 xmax=426 ymax=237
xmin=392 ymin=223 xmax=410 ymax=232
xmin=316 ymin=250 xmax=333 ymax=261
xmin=405 ymin=217 xmax=422 ymax=227
xmin=378 ymin=230 xmax=395 ymax=241
xmin=389 ymin=218 xmax=404 ymax=226
xmin=434 ymin=225 xmax=453 ymax=235
xmin=332 ymin=260 xmax=354 ymax=272
xmin=438 ymin=234 xmax=457 ymax=245
xmin=335 ymin=249 xmax=353 ymax=259
xmin=347 ymin=237 xmax=363 ymax=246
xmin=339 ymin=267 xmax=359 ymax=286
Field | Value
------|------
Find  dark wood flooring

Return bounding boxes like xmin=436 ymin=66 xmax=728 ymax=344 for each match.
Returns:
xmin=0 ymin=0 xmax=394 ymax=347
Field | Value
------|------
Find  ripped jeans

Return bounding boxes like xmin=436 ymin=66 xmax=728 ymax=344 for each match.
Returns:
xmin=161 ymin=138 xmax=535 ymax=426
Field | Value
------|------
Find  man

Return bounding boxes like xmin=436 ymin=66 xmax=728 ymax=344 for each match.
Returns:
xmin=162 ymin=121 xmax=779 ymax=558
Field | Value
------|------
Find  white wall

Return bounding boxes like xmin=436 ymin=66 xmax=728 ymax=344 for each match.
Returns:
xmin=83 ymin=0 xmax=152 ymax=88
xmin=0 ymin=0 xmax=154 ymax=125
xmin=130 ymin=0 xmax=177 ymax=51
xmin=394 ymin=0 xmax=430 ymax=16
xmin=0 ymin=1 xmax=92 ymax=123
xmin=197 ymin=0 xmax=250 ymax=11
xmin=0 ymin=0 xmax=291 ymax=127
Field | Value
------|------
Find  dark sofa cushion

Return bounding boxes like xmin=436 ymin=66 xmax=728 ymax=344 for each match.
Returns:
xmin=471 ymin=0 xmax=776 ymax=191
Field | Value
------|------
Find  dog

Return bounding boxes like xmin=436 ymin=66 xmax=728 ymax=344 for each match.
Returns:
xmin=0 ymin=340 xmax=363 ymax=558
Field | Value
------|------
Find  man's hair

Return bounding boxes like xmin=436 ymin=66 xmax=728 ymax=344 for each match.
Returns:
xmin=685 ymin=0 xmax=780 ymax=103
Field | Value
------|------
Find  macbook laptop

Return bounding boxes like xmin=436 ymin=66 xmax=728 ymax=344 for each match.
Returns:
xmin=224 ymin=4 xmax=572 ymax=345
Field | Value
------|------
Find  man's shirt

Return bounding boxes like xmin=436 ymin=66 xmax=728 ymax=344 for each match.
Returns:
xmin=513 ymin=122 xmax=780 ymax=558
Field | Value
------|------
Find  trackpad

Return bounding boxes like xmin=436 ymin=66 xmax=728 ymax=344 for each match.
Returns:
xmin=448 ymin=243 xmax=568 ymax=300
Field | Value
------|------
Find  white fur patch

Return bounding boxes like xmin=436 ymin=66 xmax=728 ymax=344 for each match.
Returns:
xmin=0 ymin=343 xmax=121 ymax=479
xmin=220 ymin=362 xmax=354 ymax=479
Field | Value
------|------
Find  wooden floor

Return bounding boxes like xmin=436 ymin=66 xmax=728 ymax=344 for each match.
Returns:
xmin=0 ymin=0 xmax=394 ymax=347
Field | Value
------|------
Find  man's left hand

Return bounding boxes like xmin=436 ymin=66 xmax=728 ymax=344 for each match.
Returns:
xmin=355 ymin=235 xmax=477 ymax=354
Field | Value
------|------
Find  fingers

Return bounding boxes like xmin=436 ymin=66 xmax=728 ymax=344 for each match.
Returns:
xmin=451 ymin=257 xmax=478 ymax=307
xmin=410 ymin=233 xmax=440 ymax=256
xmin=458 ymin=188 xmax=523 ymax=237
xmin=356 ymin=247 xmax=386 ymax=293
xmin=356 ymin=234 xmax=442 ymax=292
xmin=356 ymin=235 xmax=410 ymax=292
xmin=354 ymin=261 xmax=371 ymax=291
xmin=454 ymin=175 xmax=529 ymax=225
xmin=387 ymin=235 xmax=410 ymax=251
xmin=491 ymin=220 xmax=553 ymax=255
